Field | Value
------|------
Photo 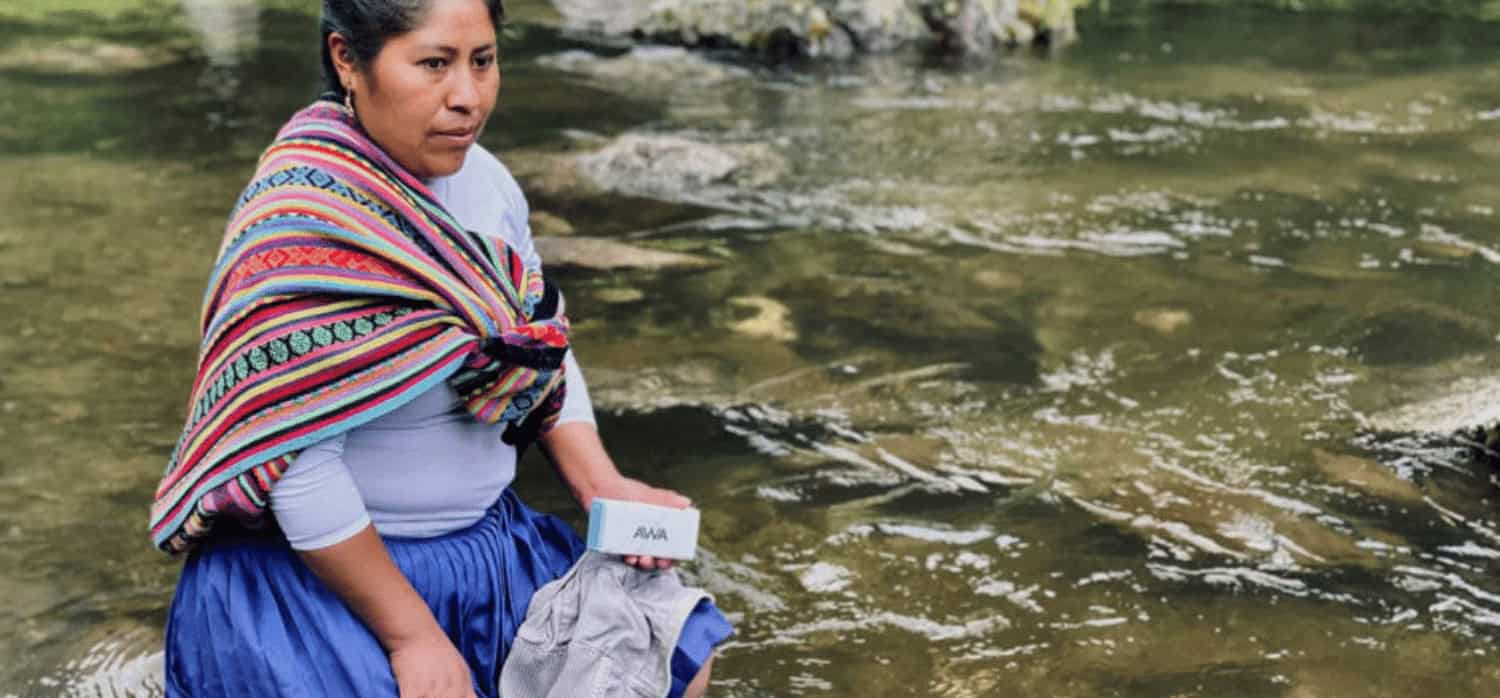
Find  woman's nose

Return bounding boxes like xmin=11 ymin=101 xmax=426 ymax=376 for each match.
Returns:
xmin=447 ymin=70 xmax=481 ymax=113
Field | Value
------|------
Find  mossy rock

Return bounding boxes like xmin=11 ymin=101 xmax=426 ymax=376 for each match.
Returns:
xmin=552 ymin=0 xmax=1087 ymax=59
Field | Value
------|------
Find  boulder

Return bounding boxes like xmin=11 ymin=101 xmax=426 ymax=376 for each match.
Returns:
xmin=574 ymin=133 xmax=788 ymax=200
xmin=550 ymin=0 xmax=1084 ymax=59
xmin=504 ymin=146 xmax=601 ymax=200
xmin=538 ymin=45 xmax=752 ymax=87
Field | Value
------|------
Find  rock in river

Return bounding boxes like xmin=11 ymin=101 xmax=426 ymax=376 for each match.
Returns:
xmin=0 ymin=37 xmax=172 ymax=75
xmin=574 ymin=133 xmax=788 ymax=200
xmin=534 ymin=236 xmax=717 ymax=271
xmin=550 ymin=0 xmax=1083 ymax=59
xmin=1133 ymin=307 xmax=1192 ymax=335
xmin=728 ymin=296 xmax=798 ymax=342
xmin=529 ymin=210 xmax=576 ymax=237
xmin=1364 ymin=375 xmax=1500 ymax=437
xmin=539 ymin=45 xmax=752 ymax=88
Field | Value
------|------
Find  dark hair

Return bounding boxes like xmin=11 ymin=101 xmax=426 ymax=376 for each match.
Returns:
xmin=319 ymin=0 xmax=505 ymax=97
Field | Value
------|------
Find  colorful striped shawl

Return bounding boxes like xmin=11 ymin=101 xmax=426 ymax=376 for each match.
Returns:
xmin=149 ymin=101 xmax=568 ymax=554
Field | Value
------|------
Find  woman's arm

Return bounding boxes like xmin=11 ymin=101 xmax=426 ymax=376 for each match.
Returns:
xmin=298 ymin=528 xmax=439 ymax=651
xmin=298 ymin=528 xmax=475 ymax=698
xmin=272 ymin=440 xmax=474 ymax=698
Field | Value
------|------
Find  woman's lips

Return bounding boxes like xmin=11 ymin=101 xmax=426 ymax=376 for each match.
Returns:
xmin=432 ymin=128 xmax=476 ymax=147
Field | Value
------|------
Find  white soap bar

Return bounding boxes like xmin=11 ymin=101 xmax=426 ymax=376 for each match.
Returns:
xmin=586 ymin=498 xmax=700 ymax=560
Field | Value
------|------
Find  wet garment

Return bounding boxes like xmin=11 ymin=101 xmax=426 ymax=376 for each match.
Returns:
xmin=150 ymin=100 xmax=569 ymax=554
xmin=501 ymin=551 xmax=731 ymax=698
xmin=164 ymin=490 xmax=730 ymax=697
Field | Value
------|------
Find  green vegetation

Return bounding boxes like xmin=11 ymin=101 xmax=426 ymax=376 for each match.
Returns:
xmin=0 ymin=0 xmax=173 ymax=20
xmin=0 ymin=0 xmax=314 ymax=20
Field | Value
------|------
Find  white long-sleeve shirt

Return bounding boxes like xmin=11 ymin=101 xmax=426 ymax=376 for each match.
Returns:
xmin=269 ymin=145 xmax=595 ymax=550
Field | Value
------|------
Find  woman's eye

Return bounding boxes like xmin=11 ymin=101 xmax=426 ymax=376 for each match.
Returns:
xmin=421 ymin=57 xmax=447 ymax=70
xmin=474 ymin=54 xmax=495 ymax=69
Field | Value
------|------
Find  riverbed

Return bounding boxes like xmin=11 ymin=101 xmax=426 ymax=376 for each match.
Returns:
xmin=2 ymin=1 xmax=1499 ymax=695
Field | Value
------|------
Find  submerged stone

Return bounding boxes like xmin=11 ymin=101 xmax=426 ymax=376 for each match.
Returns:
xmin=796 ymin=561 xmax=853 ymax=592
xmin=595 ymin=287 xmax=647 ymax=304
xmin=0 ymin=37 xmax=172 ymax=75
xmin=1133 ymin=307 xmax=1192 ymax=335
xmin=1353 ymin=307 xmax=1492 ymax=367
xmin=529 ymin=210 xmax=576 ymax=237
xmin=1311 ymin=448 xmax=1423 ymax=504
xmin=533 ymin=236 xmax=717 ymax=271
xmin=728 ymin=296 xmax=799 ymax=342
xmin=972 ymin=269 xmax=1024 ymax=290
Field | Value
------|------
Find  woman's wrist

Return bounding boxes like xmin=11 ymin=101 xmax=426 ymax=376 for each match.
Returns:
xmin=568 ymin=460 xmax=629 ymax=511
xmin=381 ymin=618 xmax=451 ymax=655
xmin=573 ymin=470 xmax=629 ymax=510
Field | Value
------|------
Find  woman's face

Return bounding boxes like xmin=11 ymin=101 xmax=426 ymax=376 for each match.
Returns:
xmin=332 ymin=0 xmax=499 ymax=180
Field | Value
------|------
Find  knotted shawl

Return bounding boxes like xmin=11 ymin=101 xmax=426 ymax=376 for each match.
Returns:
xmin=150 ymin=101 xmax=568 ymax=554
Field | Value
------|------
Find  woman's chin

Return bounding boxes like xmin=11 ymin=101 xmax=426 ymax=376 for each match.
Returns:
xmin=419 ymin=151 xmax=469 ymax=180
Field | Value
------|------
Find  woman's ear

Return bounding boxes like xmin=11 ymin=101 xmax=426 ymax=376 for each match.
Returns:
xmin=327 ymin=32 xmax=359 ymax=93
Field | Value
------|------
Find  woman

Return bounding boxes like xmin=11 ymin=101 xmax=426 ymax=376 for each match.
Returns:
xmin=149 ymin=1 xmax=732 ymax=696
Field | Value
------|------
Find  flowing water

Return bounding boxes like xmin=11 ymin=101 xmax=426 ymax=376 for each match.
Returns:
xmin=4 ymin=0 xmax=1500 ymax=695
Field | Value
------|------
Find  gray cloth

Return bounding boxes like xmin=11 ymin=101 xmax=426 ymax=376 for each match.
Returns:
xmin=499 ymin=551 xmax=713 ymax=698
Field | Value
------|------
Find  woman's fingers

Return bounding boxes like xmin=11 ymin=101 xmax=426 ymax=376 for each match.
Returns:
xmin=642 ymin=482 xmax=691 ymax=509
xmin=622 ymin=553 xmax=678 ymax=570
xmin=660 ymin=488 xmax=692 ymax=509
xmin=595 ymin=477 xmax=695 ymax=569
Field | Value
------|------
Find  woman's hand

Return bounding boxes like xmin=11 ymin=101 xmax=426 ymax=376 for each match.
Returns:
xmin=585 ymin=473 xmax=692 ymax=571
xmin=539 ymin=422 xmax=695 ymax=572
xmin=389 ymin=630 xmax=476 ymax=698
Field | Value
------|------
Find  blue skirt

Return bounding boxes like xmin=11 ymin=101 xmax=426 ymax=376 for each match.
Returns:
xmin=164 ymin=489 xmax=733 ymax=697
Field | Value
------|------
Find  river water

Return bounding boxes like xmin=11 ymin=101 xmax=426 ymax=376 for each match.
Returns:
xmin=3 ymin=0 xmax=1500 ymax=695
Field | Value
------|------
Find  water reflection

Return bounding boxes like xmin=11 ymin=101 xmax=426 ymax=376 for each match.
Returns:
xmin=179 ymin=0 xmax=259 ymax=69
xmin=180 ymin=0 xmax=260 ymax=133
